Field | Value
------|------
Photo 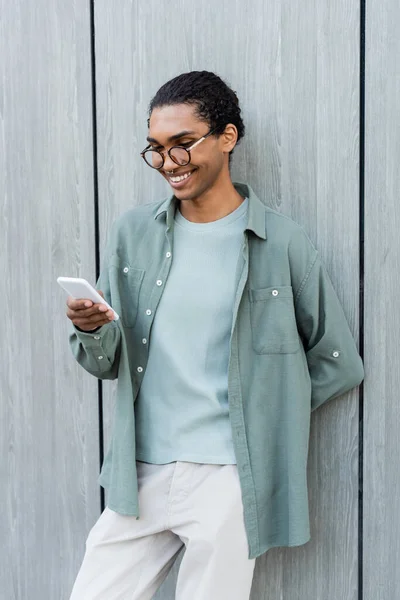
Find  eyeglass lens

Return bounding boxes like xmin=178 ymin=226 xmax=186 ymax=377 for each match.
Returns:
xmin=144 ymin=147 xmax=190 ymax=169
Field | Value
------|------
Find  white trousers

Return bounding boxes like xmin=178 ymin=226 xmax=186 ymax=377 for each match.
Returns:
xmin=69 ymin=460 xmax=256 ymax=600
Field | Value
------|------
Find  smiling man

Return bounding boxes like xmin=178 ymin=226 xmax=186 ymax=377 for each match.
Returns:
xmin=67 ymin=71 xmax=364 ymax=599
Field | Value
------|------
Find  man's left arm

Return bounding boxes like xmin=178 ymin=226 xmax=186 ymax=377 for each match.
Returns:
xmin=291 ymin=234 xmax=364 ymax=412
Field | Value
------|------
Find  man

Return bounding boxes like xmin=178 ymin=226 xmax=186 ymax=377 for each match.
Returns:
xmin=67 ymin=71 xmax=364 ymax=599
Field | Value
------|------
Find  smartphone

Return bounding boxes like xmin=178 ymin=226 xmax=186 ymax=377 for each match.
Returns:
xmin=57 ymin=276 xmax=119 ymax=321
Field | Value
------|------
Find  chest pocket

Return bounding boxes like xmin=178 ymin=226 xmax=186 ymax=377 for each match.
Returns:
xmin=107 ymin=254 xmax=145 ymax=328
xmin=249 ymin=285 xmax=300 ymax=354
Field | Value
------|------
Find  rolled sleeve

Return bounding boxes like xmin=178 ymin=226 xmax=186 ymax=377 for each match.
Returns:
xmin=69 ymin=320 xmax=121 ymax=380
xmin=294 ymin=253 xmax=364 ymax=412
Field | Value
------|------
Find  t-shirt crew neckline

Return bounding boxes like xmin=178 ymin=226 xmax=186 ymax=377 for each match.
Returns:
xmin=175 ymin=197 xmax=248 ymax=232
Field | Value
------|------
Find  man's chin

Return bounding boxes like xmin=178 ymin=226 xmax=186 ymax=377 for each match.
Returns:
xmin=171 ymin=187 xmax=197 ymax=201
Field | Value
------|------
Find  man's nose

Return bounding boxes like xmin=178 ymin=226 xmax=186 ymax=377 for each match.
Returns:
xmin=162 ymin=152 xmax=178 ymax=173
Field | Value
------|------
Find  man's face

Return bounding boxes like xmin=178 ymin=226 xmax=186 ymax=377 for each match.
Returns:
xmin=147 ymin=104 xmax=227 ymax=202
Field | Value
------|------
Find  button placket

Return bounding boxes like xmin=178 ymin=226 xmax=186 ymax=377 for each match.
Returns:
xmin=141 ymin=248 xmax=171 ymax=350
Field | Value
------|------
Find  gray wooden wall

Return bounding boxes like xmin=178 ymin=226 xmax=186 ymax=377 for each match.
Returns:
xmin=1 ymin=0 xmax=397 ymax=598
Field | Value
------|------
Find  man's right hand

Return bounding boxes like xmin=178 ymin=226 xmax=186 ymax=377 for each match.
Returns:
xmin=66 ymin=290 xmax=116 ymax=332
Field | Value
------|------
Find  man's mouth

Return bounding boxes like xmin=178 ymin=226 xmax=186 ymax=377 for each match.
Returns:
xmin=167 ymin=169 xmax=196 ymax=188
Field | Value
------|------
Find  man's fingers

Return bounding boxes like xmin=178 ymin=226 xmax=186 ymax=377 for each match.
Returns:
xmin=72 ymin=314 xmax=110 ymax=327
xmin=67 ymin=304 xmax=111 ymax=319
xmin=67 ymin=292 xmax=104 ymax=311
xmin=66 ymin=295 xmax=91 ymax=310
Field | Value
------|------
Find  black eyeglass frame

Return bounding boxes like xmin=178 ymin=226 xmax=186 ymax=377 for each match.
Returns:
xmin=140 ymin=127 xmax=218 ymax=170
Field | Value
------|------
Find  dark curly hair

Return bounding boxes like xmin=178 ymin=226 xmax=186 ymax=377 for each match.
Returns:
xmin=147 ymin=71 xmax=245 ymax=164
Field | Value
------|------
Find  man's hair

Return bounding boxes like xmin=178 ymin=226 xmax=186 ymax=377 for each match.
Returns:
xmin=147 ymin=71 xmax=245 ymax=164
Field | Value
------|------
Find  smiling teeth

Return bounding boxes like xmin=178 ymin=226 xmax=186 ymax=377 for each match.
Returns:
xmin=170 ymin=171 xmax=193 ymax=183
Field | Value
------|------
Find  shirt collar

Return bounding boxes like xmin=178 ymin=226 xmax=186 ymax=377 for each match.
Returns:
xmin=154 ymin=181 xmax=267 ymax=240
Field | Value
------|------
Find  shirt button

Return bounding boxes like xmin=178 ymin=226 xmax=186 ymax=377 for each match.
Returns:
xmin=142 ymin=338 xmax=147 ymax=344
xmin=98 ymin=355 xmax=103 ymax=360
xmin=332 ymin=351 xmax=340 ymax=357
xmin=156 ymin=280 xmax=163 ymax=286
xmin=123 ymin=267 xmax=129 ymax=273
xmin=146 ymin=309 xmax=152 ymax=316
xmin=94 ymin=336 xmax=100 ymax=340
xmin=272 ymin=289 xmax=279 ymax=296
xmin=137 ymin=366 xmax=143 ymax=373
xmin=166 ymin=252 xmax=172 ymax=258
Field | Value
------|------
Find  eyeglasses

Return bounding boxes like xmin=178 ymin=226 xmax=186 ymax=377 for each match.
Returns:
xmin=140 ymin=128 xmax=217 ymax=170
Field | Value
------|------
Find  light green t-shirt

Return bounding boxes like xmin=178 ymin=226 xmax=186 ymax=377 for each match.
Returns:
xmin=134 ymin=198 xmax=249 ymax=464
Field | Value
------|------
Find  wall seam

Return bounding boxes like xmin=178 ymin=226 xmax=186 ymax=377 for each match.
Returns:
xmin=89 ymin=0 xmax=105 ymax=513
xmin=359 ymin=0 xmax=366 ymax=598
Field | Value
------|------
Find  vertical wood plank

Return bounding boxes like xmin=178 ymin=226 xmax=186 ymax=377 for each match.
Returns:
xmin=0 ymin=2 xmax=100 ymax=598
xmin=93 ymin=1 xmax=361 ymax=598
xmin=364 ymin=0 xmax=400 ymax=597
xmin=274 ymin=1 xmax=361 ymax=599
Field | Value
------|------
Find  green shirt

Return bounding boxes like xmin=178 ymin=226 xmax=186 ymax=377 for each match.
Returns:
xmin=68 ymin=181 xmax=364 ymax=559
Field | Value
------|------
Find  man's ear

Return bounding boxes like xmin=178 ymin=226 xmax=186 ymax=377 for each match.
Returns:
xmin=220 ymin=123 xmax=238 ymax=154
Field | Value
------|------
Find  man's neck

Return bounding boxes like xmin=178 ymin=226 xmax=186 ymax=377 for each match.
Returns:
xmin=178 ymin=178 xmax=245 ymax=223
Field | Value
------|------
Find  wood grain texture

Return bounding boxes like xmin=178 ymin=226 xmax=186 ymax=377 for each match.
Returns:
xmin=93 ymin=1 xmax=361 ymax=599
xmin=0 ymin=2 xmax=101 ymax=598
xmin=1 ymin=0 xmax=365 ymax=597
xmin=364 ymin=0 xmax=400 ymax=598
